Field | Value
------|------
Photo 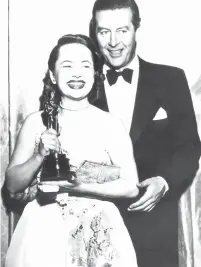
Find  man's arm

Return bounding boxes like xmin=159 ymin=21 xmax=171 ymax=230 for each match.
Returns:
xmin=128 ymin=68 xmax=201 ymax=212
xmin=161 ymin=68 xmax=201 ymax=192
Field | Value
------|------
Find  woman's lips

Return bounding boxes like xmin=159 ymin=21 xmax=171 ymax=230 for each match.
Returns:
xmin=67 ymin=80 xmax=85 ymax=89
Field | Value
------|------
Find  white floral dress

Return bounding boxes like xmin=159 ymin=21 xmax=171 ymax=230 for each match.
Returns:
xmin=5 ymin=107 xmax=138 ymax=267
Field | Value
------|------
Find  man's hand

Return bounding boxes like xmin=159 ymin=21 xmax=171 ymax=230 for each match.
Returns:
xmin=128 ymin=177 xmax=167 ymax=212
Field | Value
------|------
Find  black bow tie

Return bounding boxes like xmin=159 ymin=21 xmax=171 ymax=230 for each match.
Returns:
xmin=106 ymin=68 xmax=133 ymax=86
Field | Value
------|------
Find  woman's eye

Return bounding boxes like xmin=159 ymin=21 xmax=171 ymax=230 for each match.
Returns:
xmin=83 ymin=65 xmax=90 ymax=69
xmin=62 ymin=65 xmax=72 ymax=68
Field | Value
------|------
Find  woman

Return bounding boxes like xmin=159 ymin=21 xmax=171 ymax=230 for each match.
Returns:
xmin=5 ymin=34 xmax=139 ymax=267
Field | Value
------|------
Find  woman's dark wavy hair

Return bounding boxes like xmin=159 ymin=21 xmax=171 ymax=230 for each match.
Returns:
xmin=89 ymin=0 xmax=141 ymax=50
xmin=39 ymin=34 xmax=104 ymax=112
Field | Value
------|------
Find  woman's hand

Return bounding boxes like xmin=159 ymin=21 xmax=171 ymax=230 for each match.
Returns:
xmin=38 ymin=179 xmax=79 ymax=193
xmin=38 ymin=184 xmax=60 ymax=193
xmin=38 ymin=129 xmax=60 ymax=157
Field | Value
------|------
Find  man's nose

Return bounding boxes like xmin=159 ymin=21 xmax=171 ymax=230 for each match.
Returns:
xmin=73 ymin=74 xmax=81 ymax=79
xmin=109 ymin=32 xmax=119 ymax=47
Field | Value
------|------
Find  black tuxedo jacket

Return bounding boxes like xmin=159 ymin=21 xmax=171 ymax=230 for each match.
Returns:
xmin=92 ymin=57 xmax=201 ymax=251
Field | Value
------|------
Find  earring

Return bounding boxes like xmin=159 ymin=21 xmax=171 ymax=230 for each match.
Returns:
xmin=52 ymin=78 xmax=56 ymax=84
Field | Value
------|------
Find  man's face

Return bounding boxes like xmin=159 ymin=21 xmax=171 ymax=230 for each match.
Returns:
xmin=95 ymin=8 xmax=136 ymax=69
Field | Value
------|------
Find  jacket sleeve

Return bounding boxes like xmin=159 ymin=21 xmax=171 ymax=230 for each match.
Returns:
xmin=162 ymin=68 xmax=201 ymax=193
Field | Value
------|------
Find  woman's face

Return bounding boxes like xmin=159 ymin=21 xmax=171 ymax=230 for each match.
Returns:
xmin=52 ymin=43 xmax=95 ymax=100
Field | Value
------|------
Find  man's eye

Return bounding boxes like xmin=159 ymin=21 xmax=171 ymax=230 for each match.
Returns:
xmin=100 ymin=31 xmax=109 ymax=36
xmin=118 ymin=29 xmax=127 ymax=34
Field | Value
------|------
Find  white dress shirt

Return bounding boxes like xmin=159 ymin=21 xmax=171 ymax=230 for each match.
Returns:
xmin=103 ymin=56 xmax=139 ymax=132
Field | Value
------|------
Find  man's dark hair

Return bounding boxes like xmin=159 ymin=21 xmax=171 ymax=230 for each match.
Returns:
xmin=90 ymin=0 xmax=141 ymax=47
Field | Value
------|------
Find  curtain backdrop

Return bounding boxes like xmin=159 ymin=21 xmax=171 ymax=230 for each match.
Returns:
xmin=179 ymin=80 xmax=201 ymax=267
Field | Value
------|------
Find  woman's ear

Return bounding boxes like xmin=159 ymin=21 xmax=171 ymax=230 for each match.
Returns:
xmin=49 ymin=70 xmax=56 ymax=84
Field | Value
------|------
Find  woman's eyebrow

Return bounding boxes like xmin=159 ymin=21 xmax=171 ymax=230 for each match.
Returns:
xmin=60 ymin=60 xmax=72 ymax=64
xmin=81 ymin=60 xmax=92 ymax=65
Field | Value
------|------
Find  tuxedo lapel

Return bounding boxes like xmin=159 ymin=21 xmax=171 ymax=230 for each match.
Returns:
xmin=130 ymin=58 xmax=159 ymax=144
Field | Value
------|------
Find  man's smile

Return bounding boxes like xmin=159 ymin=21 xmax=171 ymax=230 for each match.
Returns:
xmin=108 ymin=49 xmax=123 ymax=58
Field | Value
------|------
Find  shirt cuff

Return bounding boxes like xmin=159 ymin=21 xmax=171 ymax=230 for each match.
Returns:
xmin=157 ymin=176 xmax=169 ymax=196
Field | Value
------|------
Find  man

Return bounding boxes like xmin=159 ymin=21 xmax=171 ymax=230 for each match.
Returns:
xmin=89 ymin=0 xmax=201 ymax=266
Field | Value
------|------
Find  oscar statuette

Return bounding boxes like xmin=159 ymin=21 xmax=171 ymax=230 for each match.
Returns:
xmin=40 ymin=90 xmax=75 ymax=184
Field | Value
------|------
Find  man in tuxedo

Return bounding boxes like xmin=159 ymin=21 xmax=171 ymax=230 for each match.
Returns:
xmin=89 ymin=0 xmax=201 ymax=266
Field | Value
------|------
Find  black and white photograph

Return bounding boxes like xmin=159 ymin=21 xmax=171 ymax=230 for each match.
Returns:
xmin=1 ymin=1 xmax=201 ymax=267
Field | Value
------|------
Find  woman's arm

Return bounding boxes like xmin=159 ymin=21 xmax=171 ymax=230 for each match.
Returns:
xmin=42 ymin=116 xmax=139 ymax=199
xmin=6 ymin=113 xmax=43 ymax=193
xmin=6 ymin=113 xmax=60 ymax=194
xmin=76 ymin=117 xmax=139 ymax=199
xmin=70 ymin=176 xmax=139 ymax=199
